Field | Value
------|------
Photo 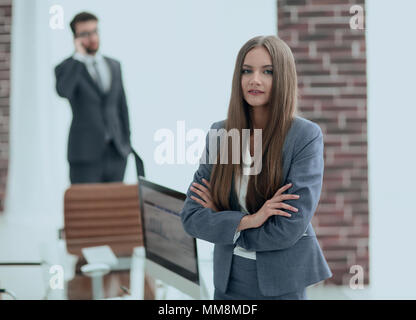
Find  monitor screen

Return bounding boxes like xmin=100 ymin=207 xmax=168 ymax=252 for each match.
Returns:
xmin=138 ymin=177 xmax=199 ymax=284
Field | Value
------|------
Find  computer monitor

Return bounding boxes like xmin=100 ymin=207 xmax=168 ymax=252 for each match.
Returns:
xmin=137 ymin=176 xmax=204 ymax=299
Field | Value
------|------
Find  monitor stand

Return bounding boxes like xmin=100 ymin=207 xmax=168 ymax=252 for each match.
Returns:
xmin=145 ymin=259 xmax=210 ymax=300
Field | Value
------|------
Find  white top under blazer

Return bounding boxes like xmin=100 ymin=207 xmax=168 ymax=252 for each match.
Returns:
xmin=233 ymin=139 xmax=257 ymax=259
xmin=232 ymin=138 xmax=308 ymax=259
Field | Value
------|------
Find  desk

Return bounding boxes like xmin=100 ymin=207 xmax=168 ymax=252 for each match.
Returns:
xmin=0 ymin=216 xmax=214 ymax=300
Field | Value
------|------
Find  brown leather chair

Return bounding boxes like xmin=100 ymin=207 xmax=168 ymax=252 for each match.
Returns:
xmin=63 ymin=182 xmax=154 ymax=299
xmin=63 ymin=182 xmax=142 ymax=256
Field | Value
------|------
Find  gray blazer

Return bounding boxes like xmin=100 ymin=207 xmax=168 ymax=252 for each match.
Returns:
xmin=55 ymin=56 xmax=131 ymax=163
xmin=180 ymin=116 xmax=332 ymax=296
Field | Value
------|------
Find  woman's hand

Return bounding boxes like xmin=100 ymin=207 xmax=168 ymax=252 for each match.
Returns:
xmin=238 ymin=183 xmax=300 ymax=231
xmin=190 ymin=178 xmax=219 ymax=212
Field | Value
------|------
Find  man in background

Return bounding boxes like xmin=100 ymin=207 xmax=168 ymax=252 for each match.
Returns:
xmin=55 ymin=12 xmax=131 ymax=183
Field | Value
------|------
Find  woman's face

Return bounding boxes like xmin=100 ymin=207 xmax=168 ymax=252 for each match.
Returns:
xmin=241 ymin=46 xmax=273 ymax=108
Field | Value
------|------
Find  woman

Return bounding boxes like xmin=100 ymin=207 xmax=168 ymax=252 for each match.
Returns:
xmin=180 ymin=35 xmax=332 ymax=300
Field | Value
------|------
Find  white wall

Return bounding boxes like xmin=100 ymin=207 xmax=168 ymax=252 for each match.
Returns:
xmin=367 ymin=0 xmax=416 ymax=298
xmin=6 ymin=0 xmax=276 ymax=229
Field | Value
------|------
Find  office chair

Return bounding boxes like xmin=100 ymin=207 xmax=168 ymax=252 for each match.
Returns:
xmin=63 ymin=182 xmax=143 ymax=257
xmin=62 ymin=182 xmax=154 ymax=299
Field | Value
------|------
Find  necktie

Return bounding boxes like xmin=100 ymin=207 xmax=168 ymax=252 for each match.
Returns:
xmin=92 ymin=59 xmax=110 ymax=142
xmin=92 ymin=60 xmax=105 ymax=92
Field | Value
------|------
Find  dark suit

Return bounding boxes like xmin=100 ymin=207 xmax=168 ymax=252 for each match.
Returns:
xmin=55 ymin=55 xmax=131 ymax=183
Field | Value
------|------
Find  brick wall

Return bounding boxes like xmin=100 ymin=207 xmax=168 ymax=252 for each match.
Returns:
xmin=277 ymin=0 xmax=369 ymax=285
xmin=0 ymin=0 xmax=11 ymax=213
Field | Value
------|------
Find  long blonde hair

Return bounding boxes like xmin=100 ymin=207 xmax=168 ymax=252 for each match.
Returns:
xmin=210 ymin=35 xmax=299 ymax=213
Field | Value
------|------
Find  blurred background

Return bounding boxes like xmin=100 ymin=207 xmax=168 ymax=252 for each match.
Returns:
xmin=0 ymin=0 xmax=415 ymax=299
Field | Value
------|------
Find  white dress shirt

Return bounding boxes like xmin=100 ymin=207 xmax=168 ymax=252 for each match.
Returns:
xmin=232 ymin=139 xmax=309 ymax=259
xmin=233 ymin=139 xmax=257 ymax=260
xmin=73 ymin=51 xmax=112 ymax=92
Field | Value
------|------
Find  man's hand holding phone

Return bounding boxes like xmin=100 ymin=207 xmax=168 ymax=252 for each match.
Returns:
xmin=74 ymin=37 xmax=87 ymax=56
